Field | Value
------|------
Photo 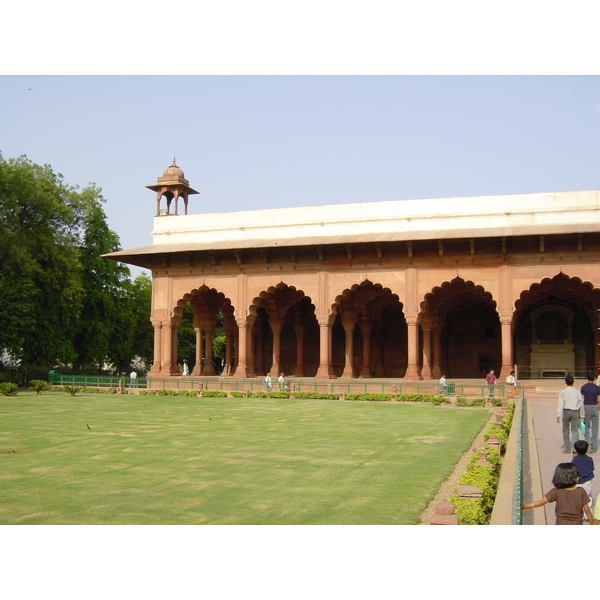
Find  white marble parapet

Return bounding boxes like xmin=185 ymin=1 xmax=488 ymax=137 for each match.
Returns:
xmin=149 ymin=190 xmax=600 ymax=249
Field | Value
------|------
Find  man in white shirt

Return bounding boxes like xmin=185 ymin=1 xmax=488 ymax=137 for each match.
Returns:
xmin=557 ymin=374 xmax=583 ymax=454
xmin=264 ymin=374 xmax=272 ymax=391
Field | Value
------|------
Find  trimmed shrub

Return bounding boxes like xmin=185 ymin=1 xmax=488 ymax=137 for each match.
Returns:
xmin=451 ymin=402 xmax=516 ymax=524
xmin=0 ymin=382 xmax=18 ymax=396
xmin=293 ymin=392 xmax=338 ymax=400
xmin=29 ymin=380 xmax=49 ymax=395
xmin=201 ymin=391 xmax=227 ymax=398
xmin=456 ymin=397 xmax=486 ymax=407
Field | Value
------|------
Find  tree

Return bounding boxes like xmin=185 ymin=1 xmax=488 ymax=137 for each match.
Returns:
xmin=72 ymin=191 xmax=136 ymax=373
xmin=129 ymin=273 xmax=153 ymax=371
xmin=0 ymin=154 xmax=150 ymax=377
xmin=0 ymin=155 xmax=84 ymax=367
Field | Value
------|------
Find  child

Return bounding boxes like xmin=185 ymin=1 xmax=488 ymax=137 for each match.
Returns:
xmin=521 ymin=463 xmax=598 ymax=525
xmin=506 ymin=371 xmax=516 ymax=386
xmin=572 ymin=440 xmax=594 ymax=510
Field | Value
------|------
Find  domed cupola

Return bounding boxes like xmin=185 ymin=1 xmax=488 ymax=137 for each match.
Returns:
xmin=147 ymin=157 xmax=199 ymax=216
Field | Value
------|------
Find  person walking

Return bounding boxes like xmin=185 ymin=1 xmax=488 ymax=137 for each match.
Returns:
xmin=572 ymin=440 xmax=594 ymax=511
xmin=557 ymin=374 xmax=583 ymax=454
xmin=486 ymin=370 xmax=496 ymax=399
xmin=264 ymin=374 xmax=272 ymax=391
xmin=580 ymin=372 xmax=599 ymax=453
xmin=521 ymin=463 xmax=598 ymax=525
xmin=439 ymin=375 xmax=447 ymax=394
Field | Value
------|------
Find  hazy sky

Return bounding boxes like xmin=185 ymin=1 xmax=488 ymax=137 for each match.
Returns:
xmin=2 ymin=76 xmax=599 ymax=278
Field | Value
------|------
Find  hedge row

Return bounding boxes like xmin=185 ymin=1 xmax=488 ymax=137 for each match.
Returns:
xmin=449 ymin=402 xmax=516 ymax=524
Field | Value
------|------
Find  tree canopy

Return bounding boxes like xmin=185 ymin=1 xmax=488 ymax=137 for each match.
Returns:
xmin=0 ymin=154 xmax=152 ymax=378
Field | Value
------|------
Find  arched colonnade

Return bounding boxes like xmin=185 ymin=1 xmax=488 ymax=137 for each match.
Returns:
xmin=149 ymin=272 xmax=600 ymax=381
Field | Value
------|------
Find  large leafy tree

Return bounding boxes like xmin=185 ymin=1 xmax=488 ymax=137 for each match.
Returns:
xmin=72 ymin=191 xmax=135 ymax=373
xmin=128 ymin=273 xmax=154 ymax=371
xmin=0 ymin=155 xmax=84 ymax=366
xmin=0 ymin=154 xmax=152 ymax=376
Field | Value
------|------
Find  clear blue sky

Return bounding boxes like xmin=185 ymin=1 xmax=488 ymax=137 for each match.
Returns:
xmin=2 ymin=76 xmax=600 ymax=279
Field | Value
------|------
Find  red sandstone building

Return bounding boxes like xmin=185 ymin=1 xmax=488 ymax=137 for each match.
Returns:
xmin=106 ymin=162 xmax=600 ymax=382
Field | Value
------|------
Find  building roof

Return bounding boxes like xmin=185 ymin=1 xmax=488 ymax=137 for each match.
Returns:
xmin=104 ymin=189 xmax=600 ymax=265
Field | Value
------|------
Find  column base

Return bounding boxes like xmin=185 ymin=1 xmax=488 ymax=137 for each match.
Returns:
xmin=342 ymin=365 xmax=354 ymax=378
xmin=499 ymin=365 xmax=513 ymax=383
xmin=404 ymin=364 xmax=421 ymax=380
xmin=315 ymin=364 xmax=335 ymax=379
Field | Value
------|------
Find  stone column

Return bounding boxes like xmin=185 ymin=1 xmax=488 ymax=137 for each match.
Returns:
xmin=223 ymin=329 xmax=233 ymax=376
xmin=359 ymin=322 xmax=372 ymax=378
xmin=235 ymin=322 xmax=249 ymax=378
xmin=203 ymin=324 xmax=216 ymax=376
xmin=499 ymin=316 xmax=513 ymax=382
xmin=404 ymin=316 xmax=421 ymax=380
xmin=150 ymin=321 xmax=162 ymax=375
xmin=374 ymin=319 xmax=385 ymax=377
xmin=255 ymin=331 xmax=264 ymax=375
xmin=421 ymin=324 xmax=433 ymax=379
xmin=432 ymin=326 xmax=442 ymax=379
xmin=316 ymin=319 xmax=333 ymax=378
xmin=192 ymin=327 xmax=203 ymax=376
xmin=342 ymin=321 xmax=355 ymax=378
xmin=293 ymin=324 xmax=304 ymax=377
xmin=161 ymin=323 xmax=173 ymax=375
xmin=171 ymin=322 xmax=181 ymax=375
xmin=588 ymin=310 xmax=600 ymax=374
xmin=270 ymin=322 xmax=282 ymax=377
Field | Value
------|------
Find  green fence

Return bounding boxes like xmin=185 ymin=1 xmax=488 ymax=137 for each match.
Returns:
xmin=47 ymin=373 xmax=147 ymax=388
xmin=512 ymin=396 xmax=525 ymax=524
xmin=47 ymin=374 xmax=524 ymax=400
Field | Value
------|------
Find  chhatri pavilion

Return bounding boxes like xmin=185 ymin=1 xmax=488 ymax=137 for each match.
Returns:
xmin=105 ymin=161 xmax=600 ymax=382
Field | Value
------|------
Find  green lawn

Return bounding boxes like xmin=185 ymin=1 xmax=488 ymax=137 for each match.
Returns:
xmin=0 ymin=392 xmax=490 ymax=524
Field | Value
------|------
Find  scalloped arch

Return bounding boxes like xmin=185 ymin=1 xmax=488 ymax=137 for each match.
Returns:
xmin=330 ymin=279 xmax=401 ymax=315
xmin=514 ymin=272 xmax=600 ymax=319
xmin=423 ymin=277 xmax=497 ymax=318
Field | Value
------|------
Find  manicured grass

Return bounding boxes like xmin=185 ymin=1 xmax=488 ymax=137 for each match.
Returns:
xmin=0 ymin=392 xmax=490 ymax=524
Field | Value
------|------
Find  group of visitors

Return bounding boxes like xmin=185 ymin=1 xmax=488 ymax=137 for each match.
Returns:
xmin=438 ymin=369 xmax=517 ymax=397
xmin=264 ymin=373 xmax=287 ymax=392
xmin=521 ymin=372 xmax=600 ymax=525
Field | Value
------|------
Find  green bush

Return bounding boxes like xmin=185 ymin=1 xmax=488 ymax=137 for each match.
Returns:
xmin=29 ymin=380 xmax=49 ymax=395
xmin=63 ymin=386 xmax=81 ymax=397
xmin=451 ymin=402 xmax=516 ymax=524
xmin=0 ymin=382 xmax=18 ymax=396
xmin=293 ymin=392 xmax=338 ymax=400
xmin=456 ymin=397 xmax=486 ymax=407
xmin=343 ymin=392 xmax=447 ymax=405
xmin=201 ymin=391 xmax=227 ymax=398
xmin=266 ymin=391 xmax=290 ymax=399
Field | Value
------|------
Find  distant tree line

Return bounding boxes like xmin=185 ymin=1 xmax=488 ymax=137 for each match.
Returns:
xmin=0 ymin=154 xmax=153 ymax=383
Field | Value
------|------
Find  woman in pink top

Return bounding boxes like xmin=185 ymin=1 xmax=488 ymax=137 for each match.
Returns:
xmin=486 ymin=370 xmax=496 ymax=399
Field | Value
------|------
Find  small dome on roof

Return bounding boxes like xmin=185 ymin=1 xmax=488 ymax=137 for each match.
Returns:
xmin=163 ymin=159 xmax=184 ymax=179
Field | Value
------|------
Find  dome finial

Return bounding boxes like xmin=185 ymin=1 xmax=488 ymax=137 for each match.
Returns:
xmin=172 ymin=154 xmax=177 ymax=166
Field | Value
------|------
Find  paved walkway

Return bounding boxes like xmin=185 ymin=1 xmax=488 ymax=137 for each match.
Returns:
xmin=522 ymin=380 xmax=596 ymax=525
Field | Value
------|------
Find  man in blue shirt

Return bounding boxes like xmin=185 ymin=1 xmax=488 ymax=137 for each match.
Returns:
xmin=580 ymin=372 xmax=600 ymax=454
